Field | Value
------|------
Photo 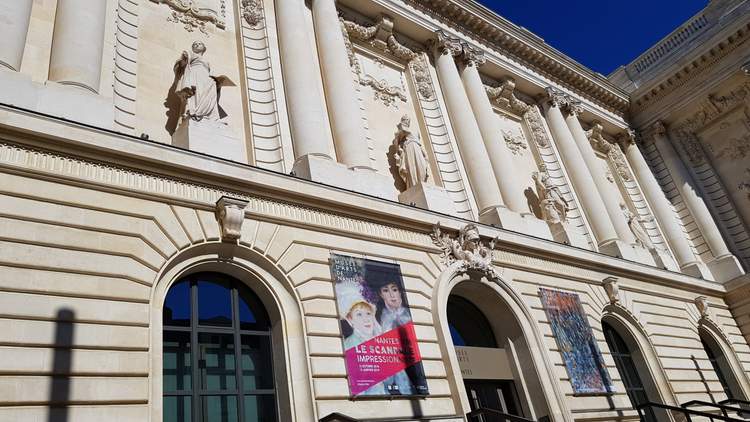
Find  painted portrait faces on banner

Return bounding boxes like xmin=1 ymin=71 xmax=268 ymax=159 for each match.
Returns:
xmin=540 ymin=288 xmax=615 ymax=395
xmin=330 ymin=253 xmax=429 ymax=397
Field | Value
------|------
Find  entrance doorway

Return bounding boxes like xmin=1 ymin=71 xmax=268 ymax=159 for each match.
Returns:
xmin=464 ymin=379 xmax=522 ymax=420
xmin=447 ymin=292 xmax=546 ymax=420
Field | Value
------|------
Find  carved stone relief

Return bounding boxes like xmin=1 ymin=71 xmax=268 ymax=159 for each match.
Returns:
xmin=340 ymin=15 xmax=430 ymax=107
xmin=151 ymin=0 xmax=226 ymax=33
xmin=532 ymin=164 xmax=569 ymax=225
xmin=502 ymin=129 xmax=528 ymax=155
xmin=586 ymin=122 xmax=633 ymax=183
xmin=740 ymin=168 xmax=750 ymax=202
xmin=241 ymin=0 xmax=263 ymax=27
xmin=431 ymin=222 xmax=502 ymax=282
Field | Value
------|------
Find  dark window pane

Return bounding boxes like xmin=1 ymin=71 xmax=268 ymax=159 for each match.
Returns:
xmin=163 ymin=331 xmax=192 ymax=392
xmin=447 ymin=296 xmax=497 ymax=348
xmin=203 ymin=395 xmax=238 ymax=422
xmin=238 ymin=288 xmax=270 ymax=331
xmin=244 ymin=395 xmax=276 ymax=422
xmin=198 ymin=280 xmax=233 ymax=327
xmin=163 ymin=395 xmax=191 ymax=422
xmin=448 ymin=323 xmax=466 ymax=347
xmin=199 ymin=333 xmax=237 ymax=391
xmin=241 ymin=336 xmax=274 ymax=391
xmin=165 ymin=280 xmax=191 ymax=327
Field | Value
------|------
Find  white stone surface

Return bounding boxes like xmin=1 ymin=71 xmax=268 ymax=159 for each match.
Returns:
xmin=292 ymin=154 xmax=397 ymax=201
xmin=172 ymin=118 xmax=247 ymax=163
xmin=398 ymin=182 xmax=457 ymax=215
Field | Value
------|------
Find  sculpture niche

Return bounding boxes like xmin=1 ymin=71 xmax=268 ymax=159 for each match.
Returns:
xmin=392 ymin=115 xmax=456 ymax=215
xmin=171 ymin=41 xmax=245 ymax=162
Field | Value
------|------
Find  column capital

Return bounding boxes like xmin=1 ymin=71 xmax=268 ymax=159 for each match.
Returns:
xmin=541 ymin=86 xmax=581 ymax=115
xmin=460 ymin=44 xmax=486 ymax=67
xmin=648 ymin=120 xmax=668 ymax=138
xmin=429 ymin=30 xmax=462 ymax=58
xmin=616 ymin=129 xmax=637 ymax=148
xmin=562 ymin=100 xmax=583 ymax=117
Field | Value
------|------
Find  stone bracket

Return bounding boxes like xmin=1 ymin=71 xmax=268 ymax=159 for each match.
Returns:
xmin=215 ymin=196 xmax=249 ymax=243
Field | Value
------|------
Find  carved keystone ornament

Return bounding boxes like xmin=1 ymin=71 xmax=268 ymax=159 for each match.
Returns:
xmin=602 ymin=276 xmax=620 ymax=304
xmin=431 ymin=222 xmax=502 ymax=282
xmin=215 ymin=196 xmax=249 ymax=242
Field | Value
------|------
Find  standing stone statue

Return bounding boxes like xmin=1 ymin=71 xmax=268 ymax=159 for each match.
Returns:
xmin=620 ymin=203 xmax=655 ymax=250
xmin=532 ymin=166 xmax=569 ymax=224
xmin=174 ymin=41 xmax=234 ymax=122
xmin=394 ymin=115 xmax=430 ymax=189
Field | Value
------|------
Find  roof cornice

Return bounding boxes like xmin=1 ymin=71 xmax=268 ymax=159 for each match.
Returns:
xmin=403 ymin=0 xmax=631 ymax=114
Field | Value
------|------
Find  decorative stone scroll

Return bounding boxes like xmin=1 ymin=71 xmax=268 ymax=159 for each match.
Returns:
xmin=215 ymin=196 xmax=249 ymax=242
xmin=431 ymin=222 xmax=501 ymax=282
xmin=151 ymin=0 xmax=226 ymax=33
xmin=340 ymin=14 xmax=432 ymax=106
xmin=586 ymin=122 xmax=633 ymax=183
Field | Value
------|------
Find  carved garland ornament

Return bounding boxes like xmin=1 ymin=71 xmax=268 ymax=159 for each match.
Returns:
xmin=151 ymin=0 xmax=226 ymax=33
xmin=502 ymin=129 xmax=528 ymax=155
xmin=485 ymin=77 xmax=553 ymax=150
xmin=431 ymin=222 xmax=502 ymax=283
xmin=672 ymin=82 xmax=750 ymax=166
xmin=341 ymin=15 xmax=434 ymax=106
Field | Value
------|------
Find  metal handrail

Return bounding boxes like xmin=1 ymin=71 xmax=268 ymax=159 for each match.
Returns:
xmin=681 ymin=399 xmax=749 ymax=418
xmin=466 ymin=407 xmax=536 ymax=422
xmin=721 ymin=399 xmax=750 ymax=407
xmin=319 ymin=412 xmax=465 ymax=422
xmin=636 ymin=401 xmax=746 ymax=422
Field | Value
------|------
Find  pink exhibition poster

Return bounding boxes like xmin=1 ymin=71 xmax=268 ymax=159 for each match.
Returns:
xmin=330 ymin=253 xmax=429 ymax=397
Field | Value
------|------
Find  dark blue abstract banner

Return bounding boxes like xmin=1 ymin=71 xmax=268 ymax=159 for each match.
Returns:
xmin=540 ymin=288 xmax=614 ymax=395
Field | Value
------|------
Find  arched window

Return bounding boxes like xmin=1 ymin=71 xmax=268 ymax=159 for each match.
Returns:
xmin=603 ymin=322 xmax=656 ymax=422
xmin=700 ymin=332 xmax=744 ymax=400
xmin=163 ymin=272 xmax=276 ymax=422
xmin=447 ymin=296 xmax=497 ymax=348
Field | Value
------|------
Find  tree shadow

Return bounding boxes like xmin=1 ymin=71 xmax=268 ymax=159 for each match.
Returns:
xmin=49 ymin=308 xmax=75 ymax=422
xmin=692 ymin=354 xmax=716 ymax=403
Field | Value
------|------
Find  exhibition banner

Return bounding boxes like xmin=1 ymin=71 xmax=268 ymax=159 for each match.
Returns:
xmin=330 ymin=253 xmax=429 ymax=397
xmin=540 ymin=288 xmax=614 ymax=395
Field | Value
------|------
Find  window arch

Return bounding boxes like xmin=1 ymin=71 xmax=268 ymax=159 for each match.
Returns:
xmin=603 ymin=321 xmax=657 ymax=422
xmin=700 ymin=330 xmax=745 ymax=401
xmin=163 ymin=272 xmax=277 ymax=422
xmin=447 ymin=295 xmax=497 ymax=348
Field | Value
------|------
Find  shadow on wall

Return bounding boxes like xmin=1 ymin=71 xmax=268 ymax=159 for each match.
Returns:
xmin=49 ymin=308 xmax=75 ymax=422
xmin=691 ymin=354 xmax=716 ymax=404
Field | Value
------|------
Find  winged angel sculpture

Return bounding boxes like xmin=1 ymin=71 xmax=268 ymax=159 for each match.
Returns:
xmin=430 ymin=222 xmax=502 ymax=282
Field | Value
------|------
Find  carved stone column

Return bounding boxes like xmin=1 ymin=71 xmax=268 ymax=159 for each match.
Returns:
xmin=541 ymin=89 xmax=619 ymax=249
xmin=563 ymin=105 xmax=636 ymax=247
xmin=431 ymin=33 xmax=504 ymax=225
xmin=621 ymin=129 xmax=709 ymax=278
xmin=0 ymin=0 xmax=33 ymax=71
xmin=48 ymin=0 xmax=107 ymax=93
xmin=275 ymin=0 xmax=333 ymax=161
xmin=311 ymin=0 xmax=372 ymax=171
xmin=459 ymin=47 xmax=525 ymax=214
xmin=650 ymin=121 xmax=744 ymax=282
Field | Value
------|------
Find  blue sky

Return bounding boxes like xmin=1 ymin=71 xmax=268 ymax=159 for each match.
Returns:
xmin=478 ymin=0 xmax=708 ymax=75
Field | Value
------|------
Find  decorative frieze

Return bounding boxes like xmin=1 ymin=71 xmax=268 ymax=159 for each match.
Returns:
xmin=151 ymin=0 xmax=226 ymax=33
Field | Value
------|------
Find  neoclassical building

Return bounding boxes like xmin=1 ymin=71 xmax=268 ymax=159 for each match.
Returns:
xmin=0 ymin=0 xmax=749 ymax=421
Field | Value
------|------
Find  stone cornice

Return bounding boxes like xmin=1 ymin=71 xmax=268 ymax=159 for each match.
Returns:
xmin=401 ymin=0 xmax=630 ymax=114
xmin=0 ymin=105 xmax=730 ymax=295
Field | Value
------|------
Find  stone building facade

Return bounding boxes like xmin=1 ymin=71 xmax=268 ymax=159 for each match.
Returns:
xmin=0 ymin=0 xmax=748 ymax=421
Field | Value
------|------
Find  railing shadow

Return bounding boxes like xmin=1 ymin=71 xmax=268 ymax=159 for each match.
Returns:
xmin=48 ymin=308 xmax=75 ymax=422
